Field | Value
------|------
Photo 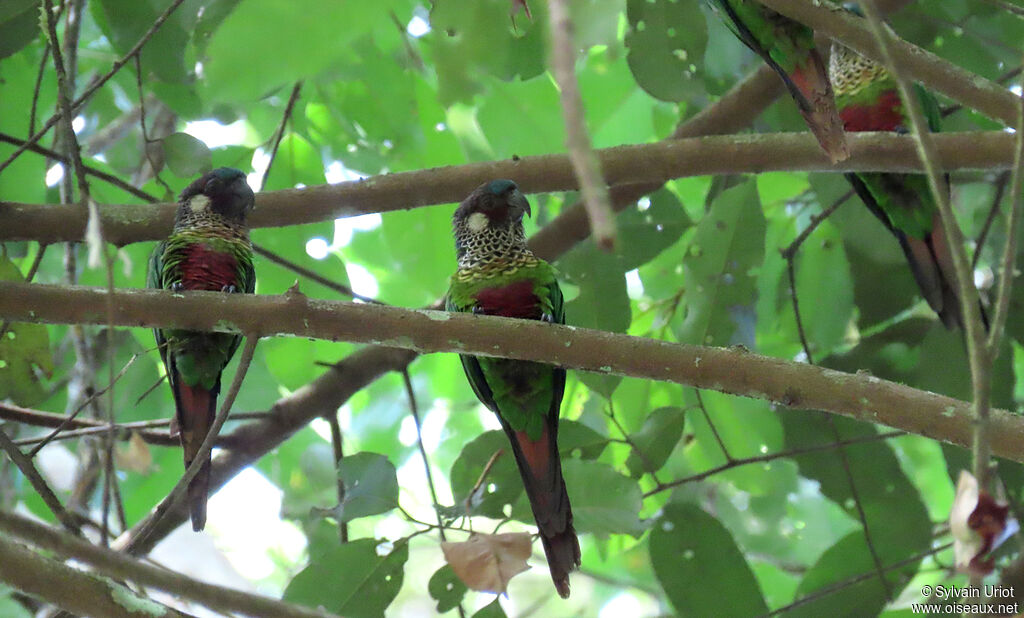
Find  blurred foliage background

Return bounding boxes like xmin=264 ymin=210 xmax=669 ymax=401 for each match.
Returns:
xmin=0 ymin=0 xmax=1022 ymax=616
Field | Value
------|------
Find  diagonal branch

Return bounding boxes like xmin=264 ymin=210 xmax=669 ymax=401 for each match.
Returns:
xmin=0 ymin=131 xmax=1016 ymax=245
xmin=756 ymin=0 xmax=1020 ymax=126
xmin=0 ymin=509 xmax=337 ymax=618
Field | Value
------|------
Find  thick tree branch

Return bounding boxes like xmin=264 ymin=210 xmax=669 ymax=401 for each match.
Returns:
xmin=0 ymin=131 xmax=1015 ymax=245
xmin=756 ymin=0 xmax=1020 ymax=126
xmin=3 ymin=282 xmax=1023 ymax=467
xmin=0 ymin=510 xmax=336 ymax=618
xmin=0 ymin=533 xmax=187 ymax=618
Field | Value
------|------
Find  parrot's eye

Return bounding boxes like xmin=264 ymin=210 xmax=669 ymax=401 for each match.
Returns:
xmin=204 ymin=177 xmax=223 ymax=195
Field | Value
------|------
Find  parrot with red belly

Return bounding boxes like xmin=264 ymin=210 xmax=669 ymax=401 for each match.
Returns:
xmin=707 ymin=0 xmax=849 ymax=162
xmin=446 ymin=179 xmax=580 ymax=597
xmin=829 ymin=38 xmax=971 ymax=329
xmin=148 ymin=167 xmax=256 ymax=531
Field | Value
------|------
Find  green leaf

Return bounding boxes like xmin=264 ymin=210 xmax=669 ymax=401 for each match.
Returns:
xmin=625 ymin=0 xmax=707 ymax=102
xmin=449 ymin=430 xmax=523 ymax=520
xmin=0 ymin=254 xmax=53 ymax=406
xmin=0 ymin=3 xmax=37 ymax=60
xmin=91 ymin=0 xmax=195 ymax=83
xmin=0 ymin=583 xmax=31 ymax=618
xmin=284 ymin=538 xmax=408 ymax=617
xmin=617 ymin=188 xmax=692 ymax=271
xmin=261 ymin=133 xmax=324 ymax=191
xmin=472 ymin=598 xmax=508 ymax=618
xmin=782 ymin=411 xmax=931 ymax=612
xmin=650 ymin=502 xmax=768 ymax=616
xmin=625 ymin=406 xmax=685 ymax=477
xmin=562 ymin=459 xmax=645 ymax=537
xmin=161 ymin=132 xmax=213 ymax=178
xmin=558 ymin=419 xmax=610 ymax=460
xmin=677 ymin=179 xmax=765 ymax=346
xmin=336 ymin=452 xmax=399 ymax=523
xmin=428 ymin=564 xmax=467 ymax=613
xmin=202 ymin=0 xmax=413 ymax=102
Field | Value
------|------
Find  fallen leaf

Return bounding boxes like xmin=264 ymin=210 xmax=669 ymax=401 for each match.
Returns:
xmin=441 ymin=532 xmax=532 ymax=595
xmin=950 ymin=470 xmax=1017 ymax=575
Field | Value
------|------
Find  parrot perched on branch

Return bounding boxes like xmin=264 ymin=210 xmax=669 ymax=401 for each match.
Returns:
xmin=148 ymin=167 xmax=256 ymax=531
xmin=829 ymin=40 xmax=972 ymax=329
xmin=707 ymin=0 xmax=849 ymax=162
xmin=446 ymin=179 xmax=580 ymax=598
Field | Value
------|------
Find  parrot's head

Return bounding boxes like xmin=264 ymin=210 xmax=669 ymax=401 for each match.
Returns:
xmin=179 ymin=167 xmax=255 ymax=223
xmin=453 ymin=179 xmax=532 ymax=240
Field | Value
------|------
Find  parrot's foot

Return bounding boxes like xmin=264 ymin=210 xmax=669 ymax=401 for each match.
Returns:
xmin=471 ymin=305 xmax=485 ymax=315
xmin=541 ymin=313 xmax=555 ymax=324
xmin=221 ymin=284 xmax=238 ymax=293
xmin=170 ymin=282 xmax=184 ymax=292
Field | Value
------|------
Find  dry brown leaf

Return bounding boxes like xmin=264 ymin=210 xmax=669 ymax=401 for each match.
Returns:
xmin=115 ymin=431 xmax=153 ymax=474
xmin=950 ymin=470 xmax=1017 ymax=575
xmin=441 ymin=532 xmax=532 ymax=595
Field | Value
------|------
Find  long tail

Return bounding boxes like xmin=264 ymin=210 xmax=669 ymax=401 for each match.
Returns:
xmin=846 ymin=174 xmax=988 ymax=331
xmin=504 ymin=422 xmax=580 ymax=598
xmin=789 ymin=49 xmax=850 ymax=163
xmin=169 ymin=365 xmax=218 ymax=532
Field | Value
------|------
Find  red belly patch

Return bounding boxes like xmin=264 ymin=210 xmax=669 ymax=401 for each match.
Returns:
xmin=840 ymin=89 xmax=904 ymax=133
xmin=474 ymin=280 xmax=542 ymax=319
xmin=179 ymin=244 xmax=239 ymax=292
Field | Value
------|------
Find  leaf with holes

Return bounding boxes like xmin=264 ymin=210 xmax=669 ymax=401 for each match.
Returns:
xmin=335 ymin=452 xmax=399 ymax=523
xmin=428 ymin=564 xmax=467 ymax=613
xmin=284 ymin=538 xmax=407 ymax=617
xmin=625 ymin=0 xmax=707 ymax=102
xmin=0 ymin=255 xmax=53 ymax=406
xmin=650 ymin=502 xmax=768 ymax=616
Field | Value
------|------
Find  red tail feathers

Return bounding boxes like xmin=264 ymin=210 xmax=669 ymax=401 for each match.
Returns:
xmin=173 ymin=377 xmax=217 ymax=531
xmin=509 ymin=427 xmax=581 ymax=598
xmin=791 ymin=49 xmax=850 ymax=163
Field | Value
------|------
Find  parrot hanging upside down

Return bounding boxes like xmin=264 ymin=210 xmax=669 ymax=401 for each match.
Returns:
xmin=148 ymin=167 xmax=256 ymax=531
xmin=707 ymin=0 xmax=849 ymax=163
xmin=446 ymin=179 xmax=581 ymax=598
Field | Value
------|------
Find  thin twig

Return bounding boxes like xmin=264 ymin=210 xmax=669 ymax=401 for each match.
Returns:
xmin=0 ymin=0 xmax=189 ymax=175
xmin=325 ymin=411 xmax=348 ymax=543
xmin=260 ymin=81 xmax=303 ymax=192
xmin=29 ymin=47 xmax=50 ymax=136
xmin=780 ymin=191 xmax=854 ymax=261
xmin=401 ymin=370 xmax=446 ymax=539
xmin=0 ymin=509 xmax=338 ymax=618
xmin=252 ymin=244 xmax=383 ymax=304
xmin=605 ymin=401 xmax=663 ymax=483
xmin=857 ymin=0 xmax=992 ymax=495
xmin=546 ymin=0 xmax=616 ymax=249
xmin=29 ymin=348 xmax=146 ymax=457
xmin=134 ymin=55 xmax=172 ymax=196
xmin=984 ymin=75 xmax=1024 ymax=355
xmin=972 ymin=172 xmax=1010 ymax=269
xmin=693 ymin=389 xmax=733 ymax=462
xmin=0 ymin=132 xmax=158 ymax=202
xmin=0 ymin=427 xmax=82 ymax=534
xmin=763 ymin=542 xmax=953 ymax=616
xmin=644 ymin=430 xmax=905 ymax=498
xmin=123 ymin=336 xmax=258 ymax=552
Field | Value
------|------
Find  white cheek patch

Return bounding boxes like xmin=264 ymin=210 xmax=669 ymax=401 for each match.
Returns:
xmin=467 ymin=212 xmax=489 ymax=233
xmin=188 ymin=194 xmax=211 ymax=213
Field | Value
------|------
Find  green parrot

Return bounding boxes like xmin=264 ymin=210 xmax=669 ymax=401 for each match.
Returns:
xmin=446 ymin=180 xmax=580 ymax=598
xmin=148 ymin=167 xmax=256 ymax=531
xmin=829 ymin=39 xmax=970 ymax=329
xmin=707 ymin=0 xmax=849 ymax=162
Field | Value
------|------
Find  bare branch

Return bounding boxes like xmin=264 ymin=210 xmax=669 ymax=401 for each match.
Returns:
xmin=546 ymin=0 xmax=615 ymax=249
xmin=0 ymin=427 xmax=82 ymax=535
xmin=0 ymin=131 xmax=1016 ymax=245
xmin=756 ymin=0 xmax=1020 ymax=126
xmin=4 ymin=282 xmax=1024 ymax=466
xmin=0 ymin=509 xmax=337 ymax=618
